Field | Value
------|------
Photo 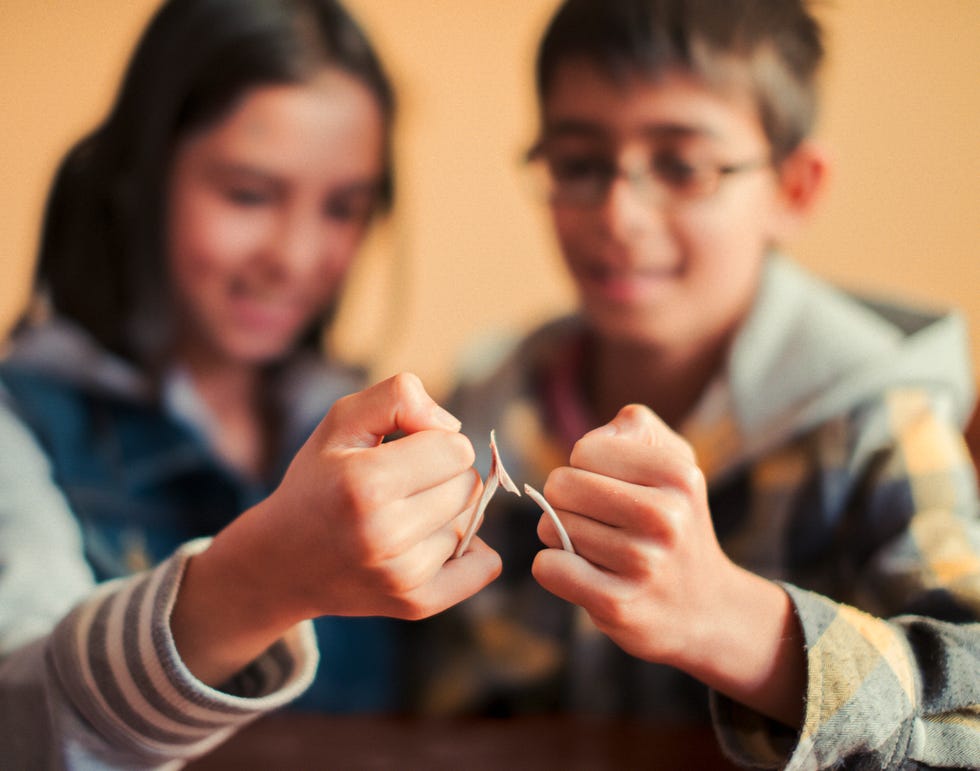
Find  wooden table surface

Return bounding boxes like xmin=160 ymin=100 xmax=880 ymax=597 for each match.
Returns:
xmin=187 ymin=712 xmax=741 ymax=770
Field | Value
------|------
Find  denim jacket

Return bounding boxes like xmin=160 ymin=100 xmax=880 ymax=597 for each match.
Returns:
xmin=0 ymin=319 xmax=405 ymax=767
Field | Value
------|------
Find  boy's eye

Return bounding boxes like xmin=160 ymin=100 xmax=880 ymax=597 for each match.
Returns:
xmin=549 ymin=154 xmax=614 ymax=185
xmin=651 ymin=151 xmax=701 ymax=190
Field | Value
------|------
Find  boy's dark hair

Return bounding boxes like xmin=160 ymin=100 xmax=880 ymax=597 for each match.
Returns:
xmin=33 ymin=0 xmax=395 ymax=367
xmin=536 ymin=0 xmax=824 ymax=161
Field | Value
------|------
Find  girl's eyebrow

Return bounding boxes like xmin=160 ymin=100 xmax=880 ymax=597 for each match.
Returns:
xmin=204 ymin=159 xmax=281 ymax=185
xmin=204 ymin=160 xmax=381 ymax=196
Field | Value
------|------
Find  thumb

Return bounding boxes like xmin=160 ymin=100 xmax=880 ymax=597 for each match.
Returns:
xmin=318 ymin=373 xmax=461 ymax=450
xmin=586 ymin=403 xmax=663 ymax=443
xmin=585 ymin=403 xmax=695 ymax=460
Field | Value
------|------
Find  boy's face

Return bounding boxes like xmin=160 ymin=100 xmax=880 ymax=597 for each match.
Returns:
xmin=539 ymin=61 xmax=785 ymax=351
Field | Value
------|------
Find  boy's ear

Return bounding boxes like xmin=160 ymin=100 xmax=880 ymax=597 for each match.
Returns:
xmin=769 ymin=140 xmax=830 ymax=240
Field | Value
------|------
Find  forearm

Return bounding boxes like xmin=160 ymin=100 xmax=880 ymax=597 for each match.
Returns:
xmin=170 ymin=502 xmax=306 ymax=687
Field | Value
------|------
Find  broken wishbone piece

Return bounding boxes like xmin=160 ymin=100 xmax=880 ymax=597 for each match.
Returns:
xmin=489 ymin=429 xmax=520 ymax=495
xmin=523 ymin=483 xmax=575 ymax=554
xmin=454 ymin=430 xmax=521 ymax=558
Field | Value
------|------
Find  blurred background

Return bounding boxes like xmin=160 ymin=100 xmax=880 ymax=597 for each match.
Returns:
xmin=1 ymin=0 xmax=977 ymax=398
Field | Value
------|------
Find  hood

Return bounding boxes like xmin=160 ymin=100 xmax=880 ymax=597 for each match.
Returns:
xmin=1 ymin=317 xmax=150 ymax=399
xmin=0 ymin=316 xmax=365 ymax=453
xmin=700 ymin=256 xmax=975 ymax=478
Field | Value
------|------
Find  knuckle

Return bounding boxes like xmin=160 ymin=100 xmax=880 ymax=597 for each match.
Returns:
xmin=321 ymin=394 xmax=353 ymax=432
xmin=391 ymin=594 xmax=431 ymax=621
xmin=544 ymin=466 xmax=575 ymax=499
xmin=451 ymin=432 xmax=477 ymax=467
xmin=330 ymin=460 xmax=362 ymax=510
xmin=677 ymin=436 xmax=698 ymax=464
xmin=367 ymin=562 xmax=409 ymax=597
xmin=655 ymin=501 xmax=685 ymax=541
xmin=377 ymin=553 xmax=434 ymax=599
xmin=338 ymin=458 xmax=388 ymax=515
xmin=619 ymin=542 xmax=650 ymax=574
xmin=439 ymin=431 xmax=476 ymax=471
xmin=388 ymin=371 xmax=424 ymax=404
xmin=569 ymin=436 xmax=591 ymax=467
xmin=591 ymin=592 xmax=629 ymax=630
xmin=346 ymin=522 xmax=385 ymax=564
xmin=619 ymin=403 xmax=653 ymax=422
xmin=676 ymin=462 xmax=705 ymax=496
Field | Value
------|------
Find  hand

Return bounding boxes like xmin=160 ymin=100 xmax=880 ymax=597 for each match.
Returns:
xmin=532 ymin=404 xmax=804 ymax=725
xmin=172 ymin=373 xmax=502 ymax=685
xmin=259 ymin=371 xmax=501 ymax=621
xmin=531 ymin=403 xmax=726 ymax=666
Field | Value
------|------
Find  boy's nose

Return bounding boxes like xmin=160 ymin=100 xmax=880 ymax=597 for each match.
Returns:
xmin=598 ymin=174 xmax=665 ymax=243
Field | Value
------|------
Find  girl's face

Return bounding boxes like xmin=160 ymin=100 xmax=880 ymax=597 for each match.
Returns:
xmin=540 ymin=61 xmax=786 ymax=352
xmin=166 ymin=67 xmax=385 ymax=368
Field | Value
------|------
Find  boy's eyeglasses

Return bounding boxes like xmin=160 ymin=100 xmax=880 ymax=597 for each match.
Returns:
xmin=526 ymin=145 xmax=769 ymax=208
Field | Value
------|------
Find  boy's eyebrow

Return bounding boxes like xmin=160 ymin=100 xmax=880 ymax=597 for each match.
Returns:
xmin=542 ymin=119 xmax=719 ymax=142
xmin=541 ymin=118 xmax=607 ymax=140
xmin=641 ymin=123 xmax=718 ymax=140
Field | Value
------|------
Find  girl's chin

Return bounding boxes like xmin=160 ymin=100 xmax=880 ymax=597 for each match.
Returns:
xmin=216 ymin=331 xmax=306 ymax=366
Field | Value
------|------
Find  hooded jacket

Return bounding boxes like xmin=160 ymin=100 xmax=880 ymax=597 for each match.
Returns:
xmin=432 ymin=256 xmax=980 ymax=770
xmin=0 ymin=319 xmax=401 ymax=768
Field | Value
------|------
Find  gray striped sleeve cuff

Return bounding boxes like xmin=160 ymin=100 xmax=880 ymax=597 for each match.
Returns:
xmin=46 ymin=538 xmax=319 ymax=763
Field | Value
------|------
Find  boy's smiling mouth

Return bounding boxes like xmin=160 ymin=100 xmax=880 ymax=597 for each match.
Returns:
xmin=575 ymin=261 xmax=682 ymax=304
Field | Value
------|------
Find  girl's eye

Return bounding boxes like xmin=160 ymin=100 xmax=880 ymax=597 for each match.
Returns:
xmin=324 ymin=193 xmax=377 ymax=225
xmin=226 ymin=188 xmax=273 ymax=206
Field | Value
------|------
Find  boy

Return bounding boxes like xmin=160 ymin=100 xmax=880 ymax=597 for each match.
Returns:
xmin=433 ymin=1 xmax=980 ymax=768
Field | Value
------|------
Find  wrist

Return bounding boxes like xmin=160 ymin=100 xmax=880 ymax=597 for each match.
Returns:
xmin=680 ymin=564 xmax=806 ymax=727
xmin=171 ymin=502 xmax=302 ymax=686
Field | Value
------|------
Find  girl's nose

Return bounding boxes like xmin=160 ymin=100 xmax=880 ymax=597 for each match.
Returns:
xmin=266 ymin=208 xmax=324 ymax=278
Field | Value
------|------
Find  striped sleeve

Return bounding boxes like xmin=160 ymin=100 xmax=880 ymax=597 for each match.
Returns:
xmin=713 ymin=390 xmax=980 ymax=769
xmin=46 ymin=539 xmax=319 ymax=767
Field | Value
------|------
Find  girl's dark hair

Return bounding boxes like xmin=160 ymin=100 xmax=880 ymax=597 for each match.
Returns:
xmin=34 ymin=0 xmax=395 ymax=365
xmin=536 ymin=0 xmax=824 ymax=162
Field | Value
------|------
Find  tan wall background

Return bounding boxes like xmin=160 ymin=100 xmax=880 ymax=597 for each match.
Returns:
xmin=2 ymin=1 xmax=977 ymax=400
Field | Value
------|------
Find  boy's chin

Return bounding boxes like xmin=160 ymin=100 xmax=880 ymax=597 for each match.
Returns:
xmin=584 ymin=304 xmax=677 ymax=349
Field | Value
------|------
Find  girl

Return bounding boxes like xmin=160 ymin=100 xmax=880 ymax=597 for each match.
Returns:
xmin=0 ymin=0 xmax=499 ymax=766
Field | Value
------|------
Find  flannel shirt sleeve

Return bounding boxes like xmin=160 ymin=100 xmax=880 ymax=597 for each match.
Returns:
xmin=714 ymin=389 xmax=980 ymax=770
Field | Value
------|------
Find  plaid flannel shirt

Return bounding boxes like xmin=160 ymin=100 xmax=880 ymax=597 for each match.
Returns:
xmin=433 ymin=257 xmax=980 ymax=769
